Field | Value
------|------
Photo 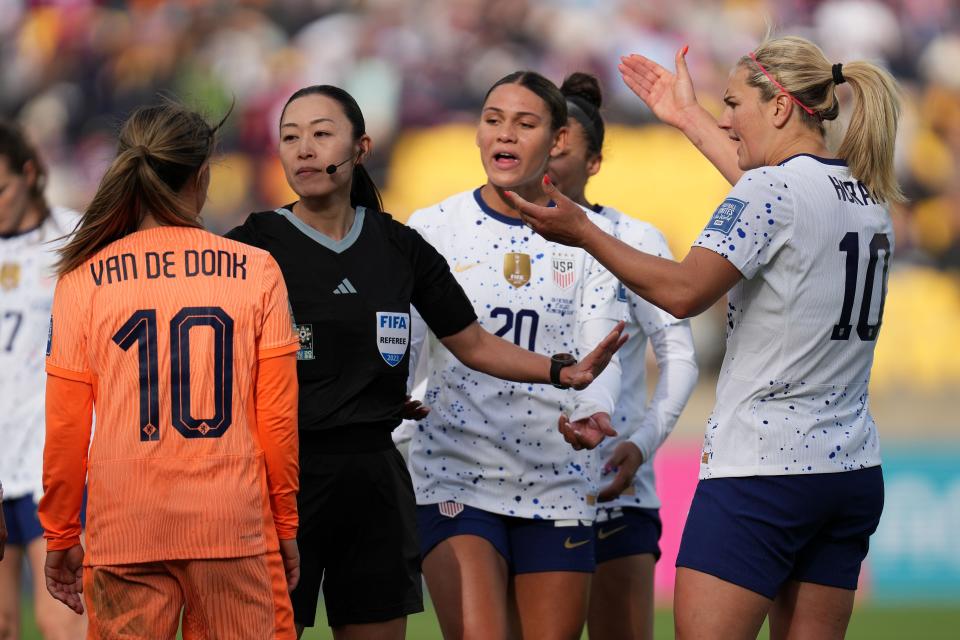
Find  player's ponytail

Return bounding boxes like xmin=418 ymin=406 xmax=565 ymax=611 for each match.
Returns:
xmin=560 ymin=72 xmax=605 ymax=157
xmin=741 ymin=36 xmax=903 ymax=203
xmin=281 ymin=85 xmax=383 ymax=212
xmin=56 ymin=101 xmax=227 ymax=276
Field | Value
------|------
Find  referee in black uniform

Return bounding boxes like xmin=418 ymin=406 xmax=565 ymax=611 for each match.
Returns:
xmin=228 ymin=85 xmax=625 ymax=639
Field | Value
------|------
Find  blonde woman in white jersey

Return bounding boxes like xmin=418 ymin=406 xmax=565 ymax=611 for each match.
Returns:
xmin=0 ymin=121 xmax=87 ymax=639
xmin=547 ymin=71 xmax=699 ymax=640
xmin=509 ymin=36 xmax=900 ymax=640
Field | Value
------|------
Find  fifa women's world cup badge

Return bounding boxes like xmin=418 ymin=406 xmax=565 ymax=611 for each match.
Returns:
xmin=503 ymin=252 xmax=531 ymax=288
xmin=0 ymin=262 xmax=20 ymax=290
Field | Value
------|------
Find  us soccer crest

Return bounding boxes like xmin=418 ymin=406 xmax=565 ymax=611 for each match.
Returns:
xmin=376 ymin=311 xmax=409 ymax=367
xmin=503 ymin=252 xmax=531 ymax=288
xmin=0 ymin=262 xmax=20 ymax=290
xmin=552 ymin=253 xmax=576 ymax=289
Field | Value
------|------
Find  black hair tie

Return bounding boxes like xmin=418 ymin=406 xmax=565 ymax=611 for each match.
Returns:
xmin=832 ymin=63 xmax=846 ymax=85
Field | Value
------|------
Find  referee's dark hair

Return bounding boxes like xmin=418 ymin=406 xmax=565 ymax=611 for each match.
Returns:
xmin=281 ymin=86 xmax=383 ymax=212
xmin=483 ymin=71 xmax=568 ymax=132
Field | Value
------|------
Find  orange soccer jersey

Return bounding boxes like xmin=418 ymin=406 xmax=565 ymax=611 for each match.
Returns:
xmin=40 ymin=226 xmax=300 ymax=566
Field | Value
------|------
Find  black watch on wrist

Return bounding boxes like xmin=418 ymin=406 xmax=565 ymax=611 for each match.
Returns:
xmin=550 ymin=353 xmax=578 ymax=389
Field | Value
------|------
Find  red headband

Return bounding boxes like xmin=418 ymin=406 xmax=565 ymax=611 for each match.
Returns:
xmin=748 ymin=52 xmax=818 ymax=118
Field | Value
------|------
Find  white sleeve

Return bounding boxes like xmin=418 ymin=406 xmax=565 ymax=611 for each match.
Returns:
xmin=393 ymin=305 xmax=431 ymax=447
xmin=693 ymin=169 xmax=796 ymax=279
xmin=627 ymin=322 xmax=698 ymax=461
xmin=568 ymin=240 xmax=625 ymax=422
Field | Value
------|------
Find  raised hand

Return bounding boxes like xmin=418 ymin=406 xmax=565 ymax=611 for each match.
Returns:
xmin=560 ymin=321 xmax=628 ymax=391
xmin=618 ymin=46 xmax=698 ymax=130
xmin=598 ymin=441 xmax=644 ymax=502
xmin=44 ymin=544 xmax=85 ymax=614
xmin=558 ymin=412 xmax=617 ymax=451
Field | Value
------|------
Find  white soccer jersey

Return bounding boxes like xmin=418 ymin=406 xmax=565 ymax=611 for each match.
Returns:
xmin=592 ymin=207 xmax=698 ymax=509
xmin=694 ymin=154 xmax=892 ymax=478
xmin=0 ymin=207 xmax=78 ymax=500
xmin=406 ymin=188 xmax=623 ymax=521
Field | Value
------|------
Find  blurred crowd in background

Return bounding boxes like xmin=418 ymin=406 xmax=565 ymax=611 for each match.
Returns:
xmin=2 ymin=0 xmax=959 ymax=392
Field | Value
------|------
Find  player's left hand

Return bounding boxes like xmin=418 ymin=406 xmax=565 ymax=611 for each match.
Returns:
xmin=561 ymin=321 xmax=628 ymax=391
xmin=559 ymin=412 xmax=617 ymax=450
xmin=505 ymin=176 xmax=597 ymax=247
xmin=598 ymin=441 xmax=644 ymax=502
xmin=44 ymin=544 xmax=85 ymax=614
xmin=400 ymin=395 xmax=431 ymax=421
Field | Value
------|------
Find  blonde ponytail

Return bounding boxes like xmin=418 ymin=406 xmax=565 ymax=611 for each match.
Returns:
xmin=740 ymin=36 xmax=904 ymax=203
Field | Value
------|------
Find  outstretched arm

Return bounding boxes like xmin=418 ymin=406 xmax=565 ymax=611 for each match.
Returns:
xmin=619 ymin=46 xmax=742 ymax=185
xmin=505 ymin=181 xmax=742 ymax=319
xmin=440 ymin=320 xmax=626 ymax=390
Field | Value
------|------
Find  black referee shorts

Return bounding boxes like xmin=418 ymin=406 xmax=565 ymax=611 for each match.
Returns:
xmin=292 ymin=426 xmax=423 ymax=628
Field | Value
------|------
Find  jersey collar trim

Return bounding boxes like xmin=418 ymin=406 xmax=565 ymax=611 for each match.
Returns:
xmin=276 ymin=205 xmax=366 ymax=254
xmin=472 ymin=188 xmax=525 ymax=227
xmin=778 ymin=153 xmax=847 ymax=167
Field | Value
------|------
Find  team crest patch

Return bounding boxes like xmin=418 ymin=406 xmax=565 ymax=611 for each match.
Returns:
xmin=438 ymin=501 xmax=464 ymax=518
xmin=503 ymin=252 xmax=531 ymax=288
xmin=0 ymin=262 xmax=20 ymax=290
xmin=295 ymin=323 xmax=314 ymax=361
xmin=376 ymin=311 xmax=409 ymax=367
xmin=552 ymin=253 xmax=576 ymax=289
xmin=705 ymin=198 xmax=747 ymax=236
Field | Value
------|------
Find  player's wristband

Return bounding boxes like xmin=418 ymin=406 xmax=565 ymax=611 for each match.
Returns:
xmin=550 ymin=353 xmax=577 ymax=389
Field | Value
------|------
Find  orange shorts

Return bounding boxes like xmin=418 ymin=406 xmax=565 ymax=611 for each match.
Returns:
xmin=82 ymin=551 xmax=294 ymax=639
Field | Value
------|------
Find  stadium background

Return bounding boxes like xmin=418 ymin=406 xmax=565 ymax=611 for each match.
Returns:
xmin=2 ymin=0 xmax=958 ymax=637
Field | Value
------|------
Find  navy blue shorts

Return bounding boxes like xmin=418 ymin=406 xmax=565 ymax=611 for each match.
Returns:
xmin=594 ymin=507 xmax=662 ymax=564
xmin=2 ymin=491 xmax=87 ymax=547
xmin=417 ymin=502 xmax=595 ymax=574
xmin=2 ymin=496 xmax=44 ymax=546
xmin=676 ymin=466 xmax=883 ymax=599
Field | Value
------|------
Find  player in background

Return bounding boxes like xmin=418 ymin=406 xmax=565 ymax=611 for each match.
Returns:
xmin=406 ymin=71 xmax=624 ymax=640
xmin=40 ymin=102 xmax=302 ymax=639
xmin=0 ymin=120 xmax=87 ymax=640
xmin=509 ymin=36 xmax=900 ymax=640
xmin=547 ymin=72 xmax=699 ymax=640
xmin=226 ymin=85 xmax=625 ymax=640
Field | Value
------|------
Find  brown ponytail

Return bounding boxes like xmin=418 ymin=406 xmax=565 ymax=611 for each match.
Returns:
xmin=56 ymin=101 xmax=227 ymax=275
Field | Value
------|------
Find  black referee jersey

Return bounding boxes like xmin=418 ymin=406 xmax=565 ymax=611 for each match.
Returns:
xmin=226 ymin=205 xmax=476 ymax=435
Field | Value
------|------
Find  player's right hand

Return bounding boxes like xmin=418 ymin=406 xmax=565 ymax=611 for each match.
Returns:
xmin=561 ymin=321 xmax=628 ymax=390
xmin=400 ymin=395 xmax=431 ymax=421
xmin=44 ymin=544 xmax=85 ymax=614
xmin=558 ymin=412 xmax=617 ymax=451
xmin=279 ymin=538 xmax=300 ymax=592
xmin=618 ymin=46 xmax=698 ymax=130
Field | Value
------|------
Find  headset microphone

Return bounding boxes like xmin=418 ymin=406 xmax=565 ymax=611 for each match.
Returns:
xmin=325 ymin=156 xmax=356 ymax=175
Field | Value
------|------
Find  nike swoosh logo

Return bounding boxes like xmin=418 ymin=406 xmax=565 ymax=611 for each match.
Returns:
xmin=564 ymin=537 xmax=590 ymax=550
xmin=596 ymin=525 xmax=628 ymax=540
xmin=453 ymin=262 xmax=481 ymax=273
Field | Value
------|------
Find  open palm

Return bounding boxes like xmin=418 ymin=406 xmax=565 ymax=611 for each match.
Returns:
xmin=619 ymin=47 xmax=698 ymax=129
